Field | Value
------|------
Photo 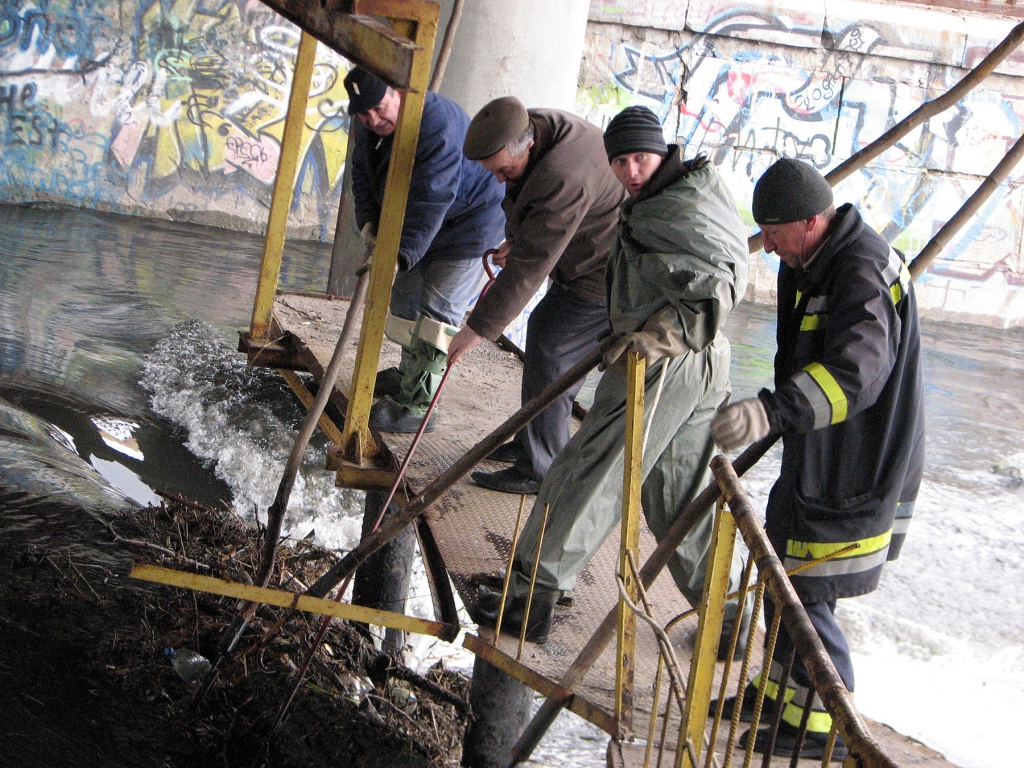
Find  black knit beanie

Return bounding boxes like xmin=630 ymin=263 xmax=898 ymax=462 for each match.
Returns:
xmin=344 ymin=67 xmax=388 ymax=115
xmin=603 ymin=106 xmax=668 ymax=161
xmin=752 ymin=159 xmax=834 ymax=224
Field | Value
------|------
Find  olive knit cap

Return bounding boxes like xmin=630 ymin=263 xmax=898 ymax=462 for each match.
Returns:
xmin=344 ymin=67 xmax=388 ymax=115
xmin=752 ymin=158 xmax=834 ymax=225
xmin=603 ymin=105 xmax=668 ymax=161
xmin=464 ymin=96 xmax=531 ymax=160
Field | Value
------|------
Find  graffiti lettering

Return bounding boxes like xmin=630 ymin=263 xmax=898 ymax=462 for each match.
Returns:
xmin=225 ymin=135 xmax=268 ymax=168
xmin=0 ymin=0 xmax=114 ymax=72
xmin=1 ymin=83 xmax=71 ymax=150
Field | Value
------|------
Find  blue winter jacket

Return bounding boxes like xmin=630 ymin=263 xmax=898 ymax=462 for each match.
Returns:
xmin=351 ymin=91 xmax=506 ymax=271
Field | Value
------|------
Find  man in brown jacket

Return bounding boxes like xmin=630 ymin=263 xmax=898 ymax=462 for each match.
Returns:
xmin=448 ymin=97 xmax=624 ymax=494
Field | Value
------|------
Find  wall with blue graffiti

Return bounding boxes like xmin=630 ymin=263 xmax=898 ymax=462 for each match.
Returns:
xmin=577 ymin=0 xmax=1024 ymax=327
xmin=0 ymin=0 xmax=350 ymax=239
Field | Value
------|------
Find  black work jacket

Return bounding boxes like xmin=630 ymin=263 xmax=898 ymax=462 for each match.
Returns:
xmin=760 ymin=204 xmax=925 ymax=602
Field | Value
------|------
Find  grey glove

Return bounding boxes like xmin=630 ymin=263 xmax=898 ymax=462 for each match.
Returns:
xmin=599 ymin=306 xmax=687 ymax=371
xmin=356 ymin=221 xmax=377 ymax=276
xmin=711 ymin=398 xmax=770 ymax=452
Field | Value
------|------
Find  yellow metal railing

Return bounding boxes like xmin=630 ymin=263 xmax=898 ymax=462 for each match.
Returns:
xmin=245 ymin=0 xmax=441 ymax=473
xmin=617 ymin=455 xmax=901 ymax=768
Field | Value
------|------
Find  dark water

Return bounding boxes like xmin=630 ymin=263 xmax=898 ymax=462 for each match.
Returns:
xmin=0 ymin=204 xmax=337 ymax=512
xmin=1 ymin=203 xmax=1021 ymax=767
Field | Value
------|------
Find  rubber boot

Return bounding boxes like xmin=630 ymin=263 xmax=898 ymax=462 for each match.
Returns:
xmin=370 ymin=335 xmax=446 ymax=434
xmin=374 ymin=365 xmax=404 ymax=400
xmin=471 ymin=584 xmax=558 ymax=644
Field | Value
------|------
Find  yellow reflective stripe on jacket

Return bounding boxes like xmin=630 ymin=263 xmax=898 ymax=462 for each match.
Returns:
xmin=794 ymin=289 xmax=803 ymax=308
xmin=800 ymin=314 xmax=828 ymax=331
xmin=787 ymin=529 xmax=892 ymax=561
xmin=885 ymin=246 xmax=911 ymax=306
xmin=803 ymin=362 xmax=848 ymax=426
xmin=785 ymin=529 xmax=893 ymax=577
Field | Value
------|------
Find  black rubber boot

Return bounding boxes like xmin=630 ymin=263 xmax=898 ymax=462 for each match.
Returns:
xmin=739 ymin=720 xmax=848 ymax=761
xmin=711 ymin=681 xmax=777 ymax=724
xmin=370 ymin=397 xmax=436 ymax=434
xmin=471 ymin=585 xmax=558 ymax=644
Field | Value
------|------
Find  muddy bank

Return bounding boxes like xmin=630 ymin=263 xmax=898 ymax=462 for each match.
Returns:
xmin=0 ymin=496 xmax=470 ymax=768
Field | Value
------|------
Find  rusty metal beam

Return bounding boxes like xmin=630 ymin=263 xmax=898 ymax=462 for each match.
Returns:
xmin=279 ymin=369 xmax=345 ymax=446
xmin=258 ymin=1 xmax=420 ymax=89
xmin=340 ymin=5 xmax=439 ymax=464
xmin=249 ymin=31 xmax=318 ymax=341
xmin=677 ymin=500 xmax=736 ymax=768
xmin=131 ymin=564 xmax=458 ymax=641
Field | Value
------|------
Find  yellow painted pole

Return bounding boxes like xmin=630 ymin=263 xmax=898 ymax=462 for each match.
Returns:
xmin=249 ymin=31 xmax=319 ymax=340
xmin=130 ymin=564 xmax=456 ymax=640
xmin=278 ymin=369 xmax=345 ymax=445
xmin=676 ymin=497 xmax=738 ymax=768
xmin=341 ymin=7 xmax=439 ymax=463
xmin=615 ymin=350 xmax=645 ymax=733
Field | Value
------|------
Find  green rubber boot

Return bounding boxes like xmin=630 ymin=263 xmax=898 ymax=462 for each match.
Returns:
xmin=370 ymin=336 xmax=446 ymax=433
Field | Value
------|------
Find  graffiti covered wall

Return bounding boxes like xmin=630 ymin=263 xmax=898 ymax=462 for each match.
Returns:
xmin=0 ymin=0 xmax=351 ymax=239
xmin=578 ymin=0 xmax=1024 ymax=326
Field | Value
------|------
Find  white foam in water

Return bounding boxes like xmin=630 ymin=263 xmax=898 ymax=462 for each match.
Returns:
xmin=140 ymin=321 xmax=365 ymax=550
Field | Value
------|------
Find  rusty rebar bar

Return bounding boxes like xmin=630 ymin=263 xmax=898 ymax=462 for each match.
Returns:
xmin=495 ymin=494 xmax=528 ymax=642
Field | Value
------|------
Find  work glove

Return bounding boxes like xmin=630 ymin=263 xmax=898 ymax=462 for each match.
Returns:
xmin=356 ymin=221 xmax=377 ymax=276
xmin=711 ymin=398 xmax=770 ymax=452
xmin=599 ymin=306 xmax=687 ymax=371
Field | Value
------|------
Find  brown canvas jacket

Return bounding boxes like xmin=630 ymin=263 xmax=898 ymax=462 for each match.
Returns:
xmin=466 ymin=109 xmax=625 ymax=340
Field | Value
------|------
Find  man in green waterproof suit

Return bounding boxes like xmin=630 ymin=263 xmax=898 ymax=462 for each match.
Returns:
xmin=472 ymin=106 xmax=752 ymax=649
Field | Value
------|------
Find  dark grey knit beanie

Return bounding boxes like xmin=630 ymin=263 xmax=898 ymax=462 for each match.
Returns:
xmin=603 ymin=106 xmax=668 ymax=161
xmin=752 ymin=159 xmax=833 ymax=224
xmin=344 ymin=67 xmax=388 ymax=115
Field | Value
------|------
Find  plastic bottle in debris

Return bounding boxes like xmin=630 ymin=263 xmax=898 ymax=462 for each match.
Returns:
xmin=164 ymin=647 xmax=211 ymax=682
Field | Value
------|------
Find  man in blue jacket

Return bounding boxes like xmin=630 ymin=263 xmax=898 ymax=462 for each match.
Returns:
xmin=712 ymin=159 xmax=925 ymax=760
xmin=344 ymin=68 xmax=506 ymax=433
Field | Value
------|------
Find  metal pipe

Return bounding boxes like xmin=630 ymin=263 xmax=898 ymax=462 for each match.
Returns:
xmin=743 ymin=610 xmax=782 ymax=768
xmin=495 ymin=494 xmax=528 ymax=642
xmin=706 ymin=553 xmax=757 ymax=768
xmin=760 ymin=646 xmax=797 ymax=768
xmin=427 ymin=0 xmax=465 ymax=92
xmin=724 ymin=579 xmax=766 ymax=768
xmin=644 ymin=654 xmax=665 ymax=768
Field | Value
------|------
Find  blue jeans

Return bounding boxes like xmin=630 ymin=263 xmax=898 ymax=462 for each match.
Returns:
xmin=390 ymin=256 xmax=486 ymax=328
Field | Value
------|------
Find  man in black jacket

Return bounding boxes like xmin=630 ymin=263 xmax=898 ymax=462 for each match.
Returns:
xmin=711 ymin=159 xmax=925 ymax=760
